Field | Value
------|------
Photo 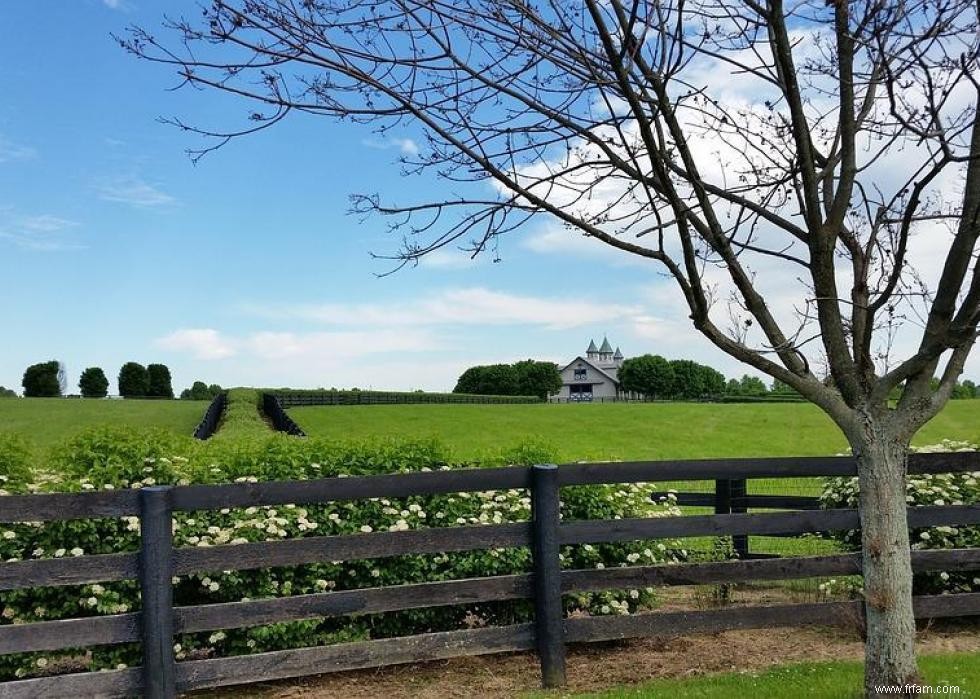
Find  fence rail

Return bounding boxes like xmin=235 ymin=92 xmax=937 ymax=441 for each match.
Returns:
xmin=275 ymin=390 xmax=542 ymax=407
xmin=547 ymin=395 xmax=807 ymax=404
xmin=4 ymin=451 xmax=976 ymax=523
xmin=1 ymin=453 xmax=978 ymax=697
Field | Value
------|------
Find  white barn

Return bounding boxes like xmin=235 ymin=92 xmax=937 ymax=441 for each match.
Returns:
xmin=553 ymin=337 xmax=635 ymax=402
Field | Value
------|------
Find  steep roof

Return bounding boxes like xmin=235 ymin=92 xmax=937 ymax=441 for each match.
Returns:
xmin=599 ymin=336 xmax=613 ymax=353
xmin=613 ymin=347 xmax=624 ymax=359
xmin=560 ymin=356 xmax=620 ymax=385
xmin=587 ymin=339 xmax=598 ymax=353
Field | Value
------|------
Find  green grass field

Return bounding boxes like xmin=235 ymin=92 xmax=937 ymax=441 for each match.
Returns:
xmin=289 ymin=400 xmax=980 ymax=462
xmin=563 ymin=652 xmax=979 ymax=698
xmin=0 ymin=397 xmax=207 ymax=451
xmin=288 ymin=400 xmax=980 ymax=558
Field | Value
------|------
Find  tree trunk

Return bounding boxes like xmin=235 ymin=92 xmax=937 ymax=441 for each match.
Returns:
xmin=853 ymin=426 xmax=919 ymax=696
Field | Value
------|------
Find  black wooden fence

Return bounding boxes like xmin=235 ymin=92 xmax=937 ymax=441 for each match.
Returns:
xmin=549 ymin=395 xmax=807 ymax=404
xmin=652 ymin=478 xmax=823 ymax=559
xmin=191 ymin=392 xmax=227 ymax=440
xmin=1 ymin=453 xmax=979 ymax=697
xmin=261 ymin=392 xmax=307 ymax=436
xmin=275 ymin=390 xmax=542 ymax=407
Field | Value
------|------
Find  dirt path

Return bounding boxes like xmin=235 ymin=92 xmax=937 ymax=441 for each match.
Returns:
xmin=202 ymin=621 xmax=980 ymax=698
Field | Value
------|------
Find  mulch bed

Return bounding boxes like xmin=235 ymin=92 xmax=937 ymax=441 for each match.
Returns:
xmin=198 ymin=587 xmax=980 ymax=698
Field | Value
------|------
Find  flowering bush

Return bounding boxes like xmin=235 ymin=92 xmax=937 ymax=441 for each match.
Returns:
xmin=0 ymin=435 xmax=32 ymax=492
xmin=0 ymin=426 xmax=685 ymax=680
xmin=821 ymin=440 xmax=980 ymax=595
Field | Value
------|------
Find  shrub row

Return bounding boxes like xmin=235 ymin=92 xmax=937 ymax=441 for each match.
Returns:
xmin=821 ymin=440 xmax=980 ymax=595
xmin=0 ymin=428 xmax=686 ymax=680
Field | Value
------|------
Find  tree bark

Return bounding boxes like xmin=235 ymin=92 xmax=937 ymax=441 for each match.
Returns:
xmin=853 ymin=424 xmax=919 ymax=696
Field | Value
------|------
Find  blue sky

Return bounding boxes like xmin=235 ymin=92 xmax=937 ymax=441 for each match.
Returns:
xmin=0 ymin=0 xmax=756 ymax=394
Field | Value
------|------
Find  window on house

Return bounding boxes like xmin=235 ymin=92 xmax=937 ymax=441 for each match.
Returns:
xmin=574 ymin=368 xmax=587 ymax=380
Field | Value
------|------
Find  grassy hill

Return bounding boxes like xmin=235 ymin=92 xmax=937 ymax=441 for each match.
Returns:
xmin=0 ymin=397 xmax=207 ymax=451
xmin=288 ymin=400 xmax=980 ymax=462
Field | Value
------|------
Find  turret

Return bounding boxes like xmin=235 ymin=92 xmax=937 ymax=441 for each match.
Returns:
xmin=586 ymin=338 xmax=599 ymax=359
xmin=614 ymin=346 xmax=624 ymax=367
xmin=598 ymin=336 xmax=613 ymax=361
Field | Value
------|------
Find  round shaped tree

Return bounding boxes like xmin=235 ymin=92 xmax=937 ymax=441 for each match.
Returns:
xmin=618 ymin=355 xmax=674 ymax=399
xmin=78 ymin=367 xmax=109 ymax=398
xmin=117 ymin=362 xmax=150 ymax=398
xmin=21 ymin=361 xmax=62 ymax=398
xmin=147 ymin=363 xmax=174 ymax=399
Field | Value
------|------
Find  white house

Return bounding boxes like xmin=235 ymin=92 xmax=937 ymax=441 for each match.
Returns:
xmin=553 ymin=337 xmax=634 ymax=402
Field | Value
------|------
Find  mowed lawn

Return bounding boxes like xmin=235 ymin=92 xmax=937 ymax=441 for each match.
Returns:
xmin=289 ymin=400 xmax=980 ymax=462
xmin=0 ymin=398 xmax=207 ymax=450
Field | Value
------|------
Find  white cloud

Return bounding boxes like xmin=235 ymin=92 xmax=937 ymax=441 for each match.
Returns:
xmin=521 ymin=226 xmax=650 ymax=267
xmin=361 ymin=137 xmax=420 ymax=156
xmin=416 ymin=248 xmax=480 ymax=270
xmin=246 ymin=287 xmax=645 ymax=331
xmin=246 ymin=328 xmax=441 ymax=360
xmin=0 ymin=137 xmax=35 ymax=163
xmin=153 ymin=291 xmax=788 ymax=390
xmin=102 ymin=0 xmax=124 ymax=8
xmin=0 ymin=232 xmax=83 ymax=252
xmin=155 ymin=286 xmax=688 ymax=389
xmin=0 ymin=212 xmax=82 ymax=252
xmin=155 ymin=329 xmax=237 ymax=360
xmin=486 ymin=28 xmax=978 ymax=381
xmin=18 ymin=215 xmax=78 ymax=233
xmin=155 ymin=327 xmax=443 ymax=362
xmin=97 ymin=177 xmax=176 ymax=207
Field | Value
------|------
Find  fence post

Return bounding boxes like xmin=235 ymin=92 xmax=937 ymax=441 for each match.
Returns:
xmin=139 ymin=486 xmax=177 ymax=699
xmin=714 ymin=478 xmax=731 ymax=517
xmin=715 ymin=479 xmax=750 ymax=558
xmin=531 ymin=464 xmax=566 ymax=688
xmin=730 ymin=479 xmax=749 ymax=558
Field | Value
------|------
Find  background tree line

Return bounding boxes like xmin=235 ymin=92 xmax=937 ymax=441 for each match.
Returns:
xmin=622 ymin=354 xmax=980 ymax=401
xmin=453 ymin=353 xmax=980 ymax=402
xmin=15 ymin=361 xmax=221 ymax=400
xmin=618 ymin=355 xmax=727 ymax=400
xmin=179 ymin=381 xmax=224 ymax=401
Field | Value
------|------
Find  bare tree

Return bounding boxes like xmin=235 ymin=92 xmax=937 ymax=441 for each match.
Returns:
xmin=123 ymin=1 xmax=980 ymax=694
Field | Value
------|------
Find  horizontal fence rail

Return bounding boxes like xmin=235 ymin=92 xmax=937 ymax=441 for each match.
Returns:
xmin=4 ymin=550 xmax=979 ymax=657
xmin=275 ymin=390 xmax=543 ymax=407
xmin=0 ymin=454 xmax=978 ymax=697
xmin=547 ymin=396 xmax=808 ymax=404
xmin=3 ymin=451 xmax=977 ymax=523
